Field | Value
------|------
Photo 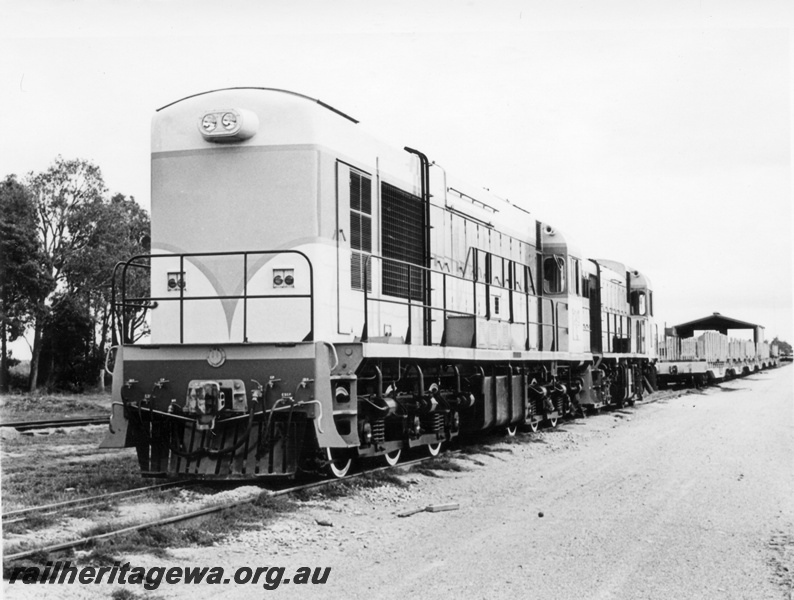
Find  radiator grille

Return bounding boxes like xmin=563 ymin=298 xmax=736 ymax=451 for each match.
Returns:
xmin=381 ymin=182 xmax=424 ymax=300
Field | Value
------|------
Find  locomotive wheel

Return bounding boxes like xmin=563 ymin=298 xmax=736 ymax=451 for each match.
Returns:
xmin=528 ymin=420 xmax=539 ymax=433
xmin=548 ymin=416 xmax=558 ymax=428
xmin=382 ymin=449 xmax=401 ymax=467
xmin=427 ymin=442 xmax=443 ymax=457
xmin=324 ymin=448 xmax=352 ymax=478
xmin=506 ymin=425 xmax=518 ymax=437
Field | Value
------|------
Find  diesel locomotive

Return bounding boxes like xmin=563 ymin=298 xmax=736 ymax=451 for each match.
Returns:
xmin=102 ymin=87 xmax=659 ymax=479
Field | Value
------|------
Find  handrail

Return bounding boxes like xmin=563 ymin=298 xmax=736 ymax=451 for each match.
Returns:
xmin=361 ymin=252 xmax=567 ymax=348
xmin=115 ymin=250 xmax=314 ymax=345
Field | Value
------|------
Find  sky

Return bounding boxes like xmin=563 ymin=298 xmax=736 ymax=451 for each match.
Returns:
xmin=1 ymin=0 xmax=792 ymax=354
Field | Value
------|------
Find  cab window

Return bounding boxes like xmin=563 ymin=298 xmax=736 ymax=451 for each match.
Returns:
xmin=630 ymin=290 xmax=647 ymax=316
xmin=543 ymin=255 xmax=566 ymax=294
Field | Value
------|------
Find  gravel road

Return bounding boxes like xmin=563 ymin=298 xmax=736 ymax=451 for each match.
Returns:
xmin=4 ymin=366 xmax=792 ymax=599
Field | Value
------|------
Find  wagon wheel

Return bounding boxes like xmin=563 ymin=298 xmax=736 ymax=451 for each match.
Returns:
xmin=324 ymin=448 xmax=352 ymax=478
xmin=427 ymin=442 xmax=443 ymax=457
xmin=382 ymin=448 xmax=401 ymax=467
xmin=528 ymin=420 xmax=539 ymax=433
xmin=548 ymin=416 xmax=558 ymax=428
xmin=506 ymin=425 xmax=518 ymax=437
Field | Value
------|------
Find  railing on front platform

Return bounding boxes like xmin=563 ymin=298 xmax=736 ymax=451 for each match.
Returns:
xmin=112 ymin=250 xmax=314 ymax=345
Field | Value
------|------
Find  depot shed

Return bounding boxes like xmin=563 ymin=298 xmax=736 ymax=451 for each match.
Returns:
xmin=667 ymin=313 xmax=764 ymax=344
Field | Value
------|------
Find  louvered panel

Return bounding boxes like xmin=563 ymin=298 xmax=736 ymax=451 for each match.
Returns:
xmin=350 ymin=172 xmax=361 ymax=211
xmin=381 ymin=182 xmax=424 ymax=300
xmin=350 ymin=170 xmax=372 ymax=292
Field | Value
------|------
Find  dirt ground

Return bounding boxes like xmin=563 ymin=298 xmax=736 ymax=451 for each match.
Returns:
xmin=3 ymin=366 xmax=793 ymax=600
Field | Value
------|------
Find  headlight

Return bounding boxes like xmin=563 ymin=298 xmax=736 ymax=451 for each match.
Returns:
xmin=221 ymin=112 xmax=237 ymax=130
xmin=198 ymin=108 xmax=258 ymax=142
xmin=201 ymin=114 xmax=217 ymax=132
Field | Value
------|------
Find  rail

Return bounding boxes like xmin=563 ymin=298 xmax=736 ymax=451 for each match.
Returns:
xmin=0 ymin=416 xmax=109 ymax=431
xmin=3 ymin=454 xmax=451 ymax=562
xmin=112 ymin=250 xmax=314 ymax=345
xmin=362 ymin=249 xmax=569 ymax=350
xmin=111 ymin=248 xmax=567 ymax=350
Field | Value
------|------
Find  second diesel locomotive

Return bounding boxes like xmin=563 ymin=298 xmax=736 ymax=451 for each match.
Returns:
xmin=102 ymin=88 xmax=658 ymax=478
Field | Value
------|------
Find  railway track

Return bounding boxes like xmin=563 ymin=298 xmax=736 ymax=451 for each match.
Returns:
xmin=1 ymin=481 xmax=196 ymax=525
xmin=0 ymin=416 xmax=109 ymax=431
xmin=3 ymin=454 xmax=446 ymax=562
xmin=3 ymin=393 xmax=683 ymax=563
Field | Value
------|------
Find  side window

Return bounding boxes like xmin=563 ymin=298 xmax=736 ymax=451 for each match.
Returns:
xmin=350 ymin=171 xmax=372 ymax=291
xmin=543 ymin=255 xmax=566 ymax=294
xmin=630 ymin=290 xmax=647 ymax=316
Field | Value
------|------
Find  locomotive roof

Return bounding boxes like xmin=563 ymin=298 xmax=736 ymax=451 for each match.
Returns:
xmin=152 ymin=87 xmax=576 ymax=249
xmin=593 ymin=259 xmax=652 ymax=289
xmin=156 ymin=87 xmax=359 ymax=123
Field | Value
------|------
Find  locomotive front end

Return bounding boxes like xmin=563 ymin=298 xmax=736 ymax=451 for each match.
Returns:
xmin=103 ymin=342 xmax=347 ymax=478
xmin=100 ymin=88 xmax=356 ymax=478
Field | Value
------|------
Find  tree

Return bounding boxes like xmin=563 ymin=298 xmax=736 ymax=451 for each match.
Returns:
xmin=64 ymin=193 xmax=151 ymax=387
xmin=7 ymin=157 xmax=149 ymax=392
xmin=38 ymin=293 xmax=95 ymax=391
xmin=772 ymin=337 xmax=792 ymax=356
xmin=104 ymin=194 xmax=151 ymax=349
xmin=0 ymin=175 xmax=50 ymax=392
xmin=25 ymin=157 xmax=110 ymax=391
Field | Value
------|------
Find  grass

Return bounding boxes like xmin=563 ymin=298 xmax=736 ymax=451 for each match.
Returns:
xmin=84 ymin=470 xmax=411 ymax=555
xmin=1 ymin=451 xmax=144 ymax=512
xmin=2 ymin=464 xmax=417 ymax=575
xmin=83 ymin=493 xmax=299 ymax=557
xmin=2 ymin=513 xmax=59 ymax=535
xmin=459 ymin=443 xmax=515 ymax=459
xmin=0 ymin=391 xmax=111 ymax=423
xmin=455 ymin=454 xmax=487 ymax=466
xmin=1 ymin=422 xmax=147 ymax=511
xmin=293 ymin=469 xmax=410 ymax=501
xmin=407 ymin=455 xmax=469 ymax=478
xmin=2 ymin=493 xmax=299 ymax=578
xmin=3 ymin=551 xmax=54 ymax=580
xmin=112 ymin=590 xmax=164 ymax=600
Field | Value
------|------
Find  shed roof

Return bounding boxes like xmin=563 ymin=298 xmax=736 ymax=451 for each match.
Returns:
xmin=672 ymin=312 xmax=764 ymax=342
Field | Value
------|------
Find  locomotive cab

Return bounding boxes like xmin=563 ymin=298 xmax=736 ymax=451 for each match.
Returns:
xmin=538 ymin=223 xmax=590 ymax=355
xmin=588 ymin=258 xmax=655 ymax=407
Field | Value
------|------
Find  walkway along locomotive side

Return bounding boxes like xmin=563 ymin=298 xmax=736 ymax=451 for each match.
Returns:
xmin=101 ymin=88 xmax=658 ymax=479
